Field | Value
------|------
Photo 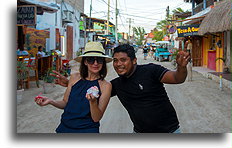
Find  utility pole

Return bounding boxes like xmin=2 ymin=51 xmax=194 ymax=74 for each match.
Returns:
xmin=88 ymin=0 xmax=93 ymax=41
xmin=106 ymin=0 xmax=110 ymax=35
xmin=115 ymin=0 xmax=118 ymax=45
xmin=166 ymin=6 xmax=169 ymax=38
xmin=127 ymin=18 xmax=133 ymax=42
xmin=166 ymin=6 xmax=169 ymax=20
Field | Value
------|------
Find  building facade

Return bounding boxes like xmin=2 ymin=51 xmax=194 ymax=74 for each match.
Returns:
xmin=17 ymin=0 xmax=84 ymax=60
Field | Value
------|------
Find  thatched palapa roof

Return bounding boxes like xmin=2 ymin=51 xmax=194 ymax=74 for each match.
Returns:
xmin=198 ymin=0 xmax=231 ymax=35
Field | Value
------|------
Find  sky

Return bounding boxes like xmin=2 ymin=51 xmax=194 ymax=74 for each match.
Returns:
xmin=84 ymin=0 xmax=192 ymax=33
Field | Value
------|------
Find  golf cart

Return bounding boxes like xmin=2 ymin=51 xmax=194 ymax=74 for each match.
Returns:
xmin=154 ymin=41 xmax=172 ymax=62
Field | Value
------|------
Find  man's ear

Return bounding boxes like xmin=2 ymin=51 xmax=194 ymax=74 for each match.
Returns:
xmin=133 ymin=58 xmax=137 ymax=65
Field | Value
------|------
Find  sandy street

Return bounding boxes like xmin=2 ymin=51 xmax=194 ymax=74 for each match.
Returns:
xmin=17 ymin=48 xmax=231 ymax=133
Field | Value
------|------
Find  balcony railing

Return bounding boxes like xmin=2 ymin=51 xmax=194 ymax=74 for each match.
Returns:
xmin=193 ymin=0 xmax=217 ymax=14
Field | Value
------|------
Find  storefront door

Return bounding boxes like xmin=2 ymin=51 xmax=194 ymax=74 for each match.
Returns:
xmin=207 ymin=50 xmax=216 ymax=70
xmin=66 ymin=25 xmax=73 ymax=60
xmin=192 ymin=36 xmax=203 ymax=66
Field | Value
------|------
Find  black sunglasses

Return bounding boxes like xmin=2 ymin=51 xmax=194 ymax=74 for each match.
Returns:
xmin=85 ymin=57 xmax=105 ymax=64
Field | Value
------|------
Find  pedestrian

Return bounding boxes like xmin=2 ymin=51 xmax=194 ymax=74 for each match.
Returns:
xmin=37 ymin=46 xmax=46 ymax=79
xmin=35 ymin=42 xmax=112 ymax=133
xmin=52 ymin=44 xmax=190 ymax=133
xmin=37 ymin=46 xmax=46 ymax=58
xmin=143 ymin=45 xmax=148 ymax=60
xmin=186 ymin=40 xmax=193 ymax=81
xmin=150 ymin=45 xmax=155 ymax=58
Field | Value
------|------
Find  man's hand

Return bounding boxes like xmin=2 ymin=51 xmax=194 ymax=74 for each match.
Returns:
xmin=50 ymin=70 xmax=69 ymax=87
xmin=161 ymin=50 xmax=190 ymax=84
xmin=176 ymin=50 xmax=190 ymax=67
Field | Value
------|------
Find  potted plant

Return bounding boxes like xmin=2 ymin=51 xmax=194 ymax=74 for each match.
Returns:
xmin=42 ymin=68 xmax=56 ymax=94
xmin=17 ymin=61 xmax=32 ymax=104
xmin=215 ymin=57 xmax=230 ymax=73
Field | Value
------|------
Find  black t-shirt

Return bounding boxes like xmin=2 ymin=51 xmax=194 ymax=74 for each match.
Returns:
xmin=143 ymin=48 xmax=148 ymax=53
xmin=110 ymin=64 xmax=179 ymax=133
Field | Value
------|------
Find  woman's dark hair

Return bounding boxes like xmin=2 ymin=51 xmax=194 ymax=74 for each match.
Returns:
xmin=113 ymin=44 xmax=136 ymax=60
xmin=79 ymin=57 xmax=107 ymax=80
xmin=38 ymin=46 xmax=42 ymax=50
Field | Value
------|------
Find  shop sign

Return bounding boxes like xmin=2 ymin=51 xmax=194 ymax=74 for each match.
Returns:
xmin=167 ymin=24 xmax=177 ymax=34
xmin=25 ymin=28 xmax=49 ymax=56
xmin=177 ymin=24 xmax=200 ymax=37
xmin=17 ymin=5 xmax=36 ymax=26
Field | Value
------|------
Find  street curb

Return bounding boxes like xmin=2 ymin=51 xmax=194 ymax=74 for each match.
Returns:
xmin=193 ymin=70 xmax=231 ymax=89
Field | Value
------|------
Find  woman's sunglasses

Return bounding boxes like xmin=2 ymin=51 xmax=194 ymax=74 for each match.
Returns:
xmin=86 ymin=57 xmax=105 ymax=64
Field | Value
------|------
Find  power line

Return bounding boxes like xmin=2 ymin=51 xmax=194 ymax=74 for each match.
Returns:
xmin=99 ymin=0 xmax=114 ymax=9
xmin=118 ymin=13 xmax=127 ymax=31
xmin=119 ymin=12 xmax=161 ymax=20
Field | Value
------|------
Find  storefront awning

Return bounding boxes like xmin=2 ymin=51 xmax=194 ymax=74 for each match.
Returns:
xmin=156 ymin=41 xmax=170 ymax=44
xmin=198 ymin=0 xmax=231 ymax=35
xmin=19 ymin=0 xmax=59 ymax=13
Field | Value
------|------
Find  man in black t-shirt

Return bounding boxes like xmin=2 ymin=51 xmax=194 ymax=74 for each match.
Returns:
xmin=52 ymin=44 xmax=190 ymax=133
xmin=111 ymin=44 xmax=190 ymax=133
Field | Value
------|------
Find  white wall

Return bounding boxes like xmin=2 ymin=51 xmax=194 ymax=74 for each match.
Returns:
xmin=35 ymin=1 xmax=81 ymax=59
xmin=170 ymin=32 xmax=179 ymax=49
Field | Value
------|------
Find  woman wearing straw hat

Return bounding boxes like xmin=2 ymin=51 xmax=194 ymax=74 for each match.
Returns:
xmin=35 ymin=42 xmax=112 ymax=133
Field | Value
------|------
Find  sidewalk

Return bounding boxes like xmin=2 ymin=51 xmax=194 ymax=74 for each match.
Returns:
xmin=192 ymin=67 xmax=231 ymax=89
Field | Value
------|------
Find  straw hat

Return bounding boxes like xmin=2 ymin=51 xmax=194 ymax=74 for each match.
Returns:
xmin=75 ymin=42 xmax=112 ymax=63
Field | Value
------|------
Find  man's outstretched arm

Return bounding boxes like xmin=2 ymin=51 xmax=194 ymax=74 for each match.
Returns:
xmin=50 ymin=70 xmax=69 ymax=87
xmin=161 ymin=51 xmax=190 ymax=84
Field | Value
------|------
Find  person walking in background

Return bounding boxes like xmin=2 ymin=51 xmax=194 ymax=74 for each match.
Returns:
xmin=52 ymin=44 xmax=190 ymax=133
xmin=143 ymin=45 xmax=148 ymax=60
xmin=186 ymin=40 xmax=193 ymax=81
xmin=35 ymin=42 xmax=112 ymax=133
xmin=149 ymin=45 xmax=155 ymax=58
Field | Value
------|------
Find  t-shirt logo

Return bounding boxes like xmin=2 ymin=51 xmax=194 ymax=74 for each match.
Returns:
xmin=139 ymin=84 xmax=143 ymax=90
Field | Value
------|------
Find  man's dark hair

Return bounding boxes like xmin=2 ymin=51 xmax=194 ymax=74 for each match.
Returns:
xmin=79 ymin=57 xmax=107 ymax=80
xmin=113 ymin=44 xmax=136 ymax=60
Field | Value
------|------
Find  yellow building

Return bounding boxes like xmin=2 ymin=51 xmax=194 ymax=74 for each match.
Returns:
xmin=199 ymin=0 xmax=231 ymax=73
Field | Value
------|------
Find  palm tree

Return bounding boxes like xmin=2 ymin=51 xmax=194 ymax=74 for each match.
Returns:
xmin=172 ymin=7 xmax=191 ymax=20
xmin=133 ymin=27 xmax=146 ymax=46
xmin=172 ymin=7 xmax=185 ymax=13
xmin=152 ymin=7 xmax=190 ymax=41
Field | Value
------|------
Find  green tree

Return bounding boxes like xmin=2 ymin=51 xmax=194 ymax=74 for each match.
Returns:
xmin=172 ymin=7 xmax=185 ymax=14
xmin=153 ymin=30 xmax=164 ymax=41
xmin=172 ymin=7 xmax=190 ymax=15
xmin=133 ymin=27 xmax=146 ymax=46
xmin=152 ymin=7 xmax=190 ymax=42
xmin=152 ymin=20 xmax=168 ymax=41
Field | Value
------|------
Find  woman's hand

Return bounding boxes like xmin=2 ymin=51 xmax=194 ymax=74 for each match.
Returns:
xmin=34 ymin=95 xmax=52 ymax=106
xmin=85 ymin=93 xmax=98 ymax=103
